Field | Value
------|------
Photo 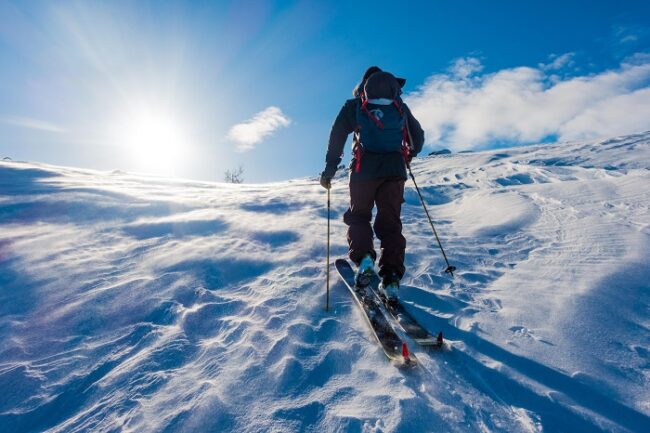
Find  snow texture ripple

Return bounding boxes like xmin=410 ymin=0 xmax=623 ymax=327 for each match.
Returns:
xmin=1 ymin=132 xmax=649 ymax=432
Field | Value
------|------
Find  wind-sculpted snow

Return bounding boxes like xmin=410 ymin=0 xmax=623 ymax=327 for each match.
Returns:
xmin=0 ymin=132 xmax=649 ymax=432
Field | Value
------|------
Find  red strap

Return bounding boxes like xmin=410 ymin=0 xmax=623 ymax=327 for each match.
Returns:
xmin=397 ymin=99 xmax=411 ymax=165
xmin=402 ymin=143 xmax=411 ymax=165
xmin=361 ymin=99 xmax=384 ymax=129
xmin=402 ymin=124 xmax=409 ymax=145
xmin=402 ymin=121 xmax=411 ymax=167
xmin=392 ymin=99 xmax=404 ymax=116
xmin=355 ymin=144 xmax=362 ymax=173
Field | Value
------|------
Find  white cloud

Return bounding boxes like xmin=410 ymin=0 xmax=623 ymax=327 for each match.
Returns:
xmin=1 ymin=116 xmax=65 ymax=133
xmin=405 ymin=55 xmax=650 ymax=151
xmin=560 ymin=87 xmax=650 ymax=139
xmin=450 ymin=57 xmax=483 ymax=78
xmin=227 ymin=106 xmax=291 ymax=152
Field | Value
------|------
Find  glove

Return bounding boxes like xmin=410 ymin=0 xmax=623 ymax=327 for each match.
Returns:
xmin=319 ymin=172 xmax=332 ymax=189
xmin=405 ymin=147 xmax=415 ymax=167
xmin=319 ymin=164 xmax=337 ymax=189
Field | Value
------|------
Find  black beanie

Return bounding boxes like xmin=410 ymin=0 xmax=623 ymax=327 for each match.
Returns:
xmin=364 ymin=71 xmax=401 ymax=99
xmin=353 ymin=66 xmax=406 ymax=97
xmin=353 ymin=66 xmax=382 ymax=97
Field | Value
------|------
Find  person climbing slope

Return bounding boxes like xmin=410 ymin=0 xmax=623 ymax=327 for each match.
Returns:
xmin=320 ymin=66 xmax=425 ymax=301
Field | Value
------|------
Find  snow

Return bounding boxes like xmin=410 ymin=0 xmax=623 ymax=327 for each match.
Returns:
xmin=1 ymin=131 xmax=649 ymax=432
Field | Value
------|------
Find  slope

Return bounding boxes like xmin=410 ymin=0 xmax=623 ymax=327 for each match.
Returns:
xmin=0 ymin=132 xmax=649 ymax=432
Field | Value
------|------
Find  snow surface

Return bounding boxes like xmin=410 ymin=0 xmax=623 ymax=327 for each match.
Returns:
xmin=1 ymin=132 xmax=649 ymax=433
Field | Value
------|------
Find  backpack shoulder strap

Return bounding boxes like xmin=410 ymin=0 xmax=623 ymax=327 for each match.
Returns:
xmin=360 ymin=98 xmax=384 ymax=129
xmin=392 ymin=99 xmax=412 ymax=160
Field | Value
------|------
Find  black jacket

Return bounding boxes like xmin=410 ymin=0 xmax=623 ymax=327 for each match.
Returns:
xmin=324 ymin=98 xmax=425 ymax=182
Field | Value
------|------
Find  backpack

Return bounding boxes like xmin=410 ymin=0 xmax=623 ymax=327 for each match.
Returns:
xmin=356 ymin=99 xmax=404 ymax=151
xmin=352 ymin=97 xmax=410 ymax=172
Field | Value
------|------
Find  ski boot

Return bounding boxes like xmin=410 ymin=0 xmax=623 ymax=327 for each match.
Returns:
xmin=354 ymin=253 xmax=375 ymax=287
xmin=379 ymin=271 xmax=400 ymax=306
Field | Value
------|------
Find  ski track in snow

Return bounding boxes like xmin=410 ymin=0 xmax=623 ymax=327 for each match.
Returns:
xmin=0 ymin=132 xmax=649 ymax=432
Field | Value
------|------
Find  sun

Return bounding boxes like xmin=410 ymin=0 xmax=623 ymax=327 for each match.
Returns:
xmin=115 ymin=106 xmax=188 ymax=175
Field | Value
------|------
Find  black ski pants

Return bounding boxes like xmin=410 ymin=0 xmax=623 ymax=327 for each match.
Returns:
xmin=343 ymin=178 xmax=406 ymax=279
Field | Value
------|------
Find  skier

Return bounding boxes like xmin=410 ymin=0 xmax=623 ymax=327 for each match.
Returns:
xmin=320 ymin=66 xmax=425 ymax=301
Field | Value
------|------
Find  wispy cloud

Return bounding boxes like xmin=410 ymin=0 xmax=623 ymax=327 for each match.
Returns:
xmin=405 ymin=54 xmax=650 ymax=151
xmin=1 ymin=116 xmax=66 ymax=133
xmin=227 ymin=106 xmax=291 ymax=151
xmin=539 ymin=52 xmax=576 ymax=71
xmin=612 ymin=24 xmax=646 ymax=45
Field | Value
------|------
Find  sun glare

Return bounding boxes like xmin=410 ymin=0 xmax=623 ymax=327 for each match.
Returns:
xmin=116 ymin=106 xmax=188 ymax=175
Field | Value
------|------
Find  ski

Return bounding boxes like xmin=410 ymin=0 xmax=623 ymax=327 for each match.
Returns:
xmin=375 ymin=289 xmax=444 ymax=348
xmin=363 ymin=269 xmax=444 ymax=348
xmin=335 ymin=259 xmax=415 ymax=367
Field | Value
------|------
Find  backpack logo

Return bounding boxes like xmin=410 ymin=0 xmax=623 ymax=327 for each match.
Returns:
xmin=370 ymin=108 xmax=384 ymax=120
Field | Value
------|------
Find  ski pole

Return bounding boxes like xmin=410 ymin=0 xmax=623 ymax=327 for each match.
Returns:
xmin=404 ymin=112 xmax=456 ymax=277
xmin=326 ymin=185 xmax=331 ymax=311
xmin=407 ymin=165 xmax=456 ymax=277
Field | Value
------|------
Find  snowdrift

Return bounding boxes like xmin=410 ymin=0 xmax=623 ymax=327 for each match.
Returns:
xmin=1 ymin=132 xmax=649 ymax=432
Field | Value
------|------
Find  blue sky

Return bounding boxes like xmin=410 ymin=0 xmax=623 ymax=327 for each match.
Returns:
xmin=1 ymin=0 xmax=649 ymax=182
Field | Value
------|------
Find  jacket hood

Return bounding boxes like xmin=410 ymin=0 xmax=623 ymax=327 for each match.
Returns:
xmin=364 ymin=71 xmax=403 ymax=100
xmin=353 ymin=67 xmax=406 ymax=97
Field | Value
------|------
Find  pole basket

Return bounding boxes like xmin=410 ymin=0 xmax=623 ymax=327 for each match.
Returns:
xmin=444 ymin=265 xmax=457 ymax=276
